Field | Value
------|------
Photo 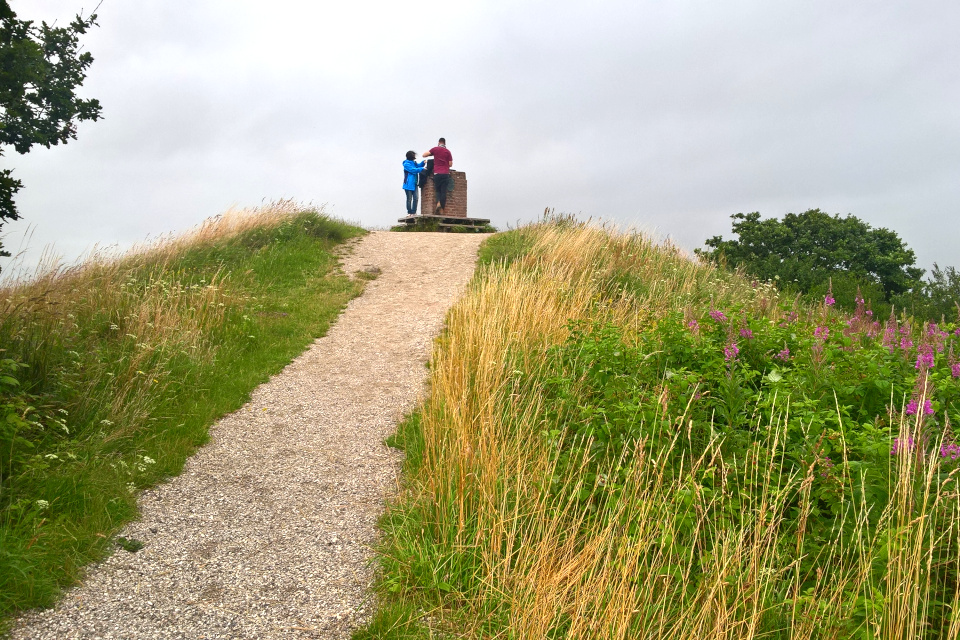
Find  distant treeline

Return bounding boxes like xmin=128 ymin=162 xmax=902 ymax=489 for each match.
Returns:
xmin=697 ymin=208 xmax=959 ymax=321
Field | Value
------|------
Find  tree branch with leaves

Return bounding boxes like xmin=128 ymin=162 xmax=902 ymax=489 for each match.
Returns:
xmin=0 ymin=1 xmax=101 ymax=258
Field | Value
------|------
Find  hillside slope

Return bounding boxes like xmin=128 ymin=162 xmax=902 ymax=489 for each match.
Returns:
xmin=361 ymin=219 xmax=960 ymax=639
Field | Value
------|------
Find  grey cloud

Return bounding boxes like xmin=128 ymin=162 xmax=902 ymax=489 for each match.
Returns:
xmin=3 ymin=0 xmax=959 ymax=276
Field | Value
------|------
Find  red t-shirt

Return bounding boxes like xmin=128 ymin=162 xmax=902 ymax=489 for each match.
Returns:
xmin=430 ymin=146 xmax=453 ymax=174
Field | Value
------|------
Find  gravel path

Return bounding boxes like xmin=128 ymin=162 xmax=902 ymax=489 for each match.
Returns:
xmin=12 ymin=231 xmax=485 ymax=640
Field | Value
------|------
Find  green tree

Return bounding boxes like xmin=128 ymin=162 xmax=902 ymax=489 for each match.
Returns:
xmin=895 ymin=263 xmax=960 ymax=322
xmin=925 ymin=264 xmax=960 ymax=319
xmin=0 ymin=1 xmax=101 ymax=258
xmin=697 ymin=209 xmax=924 ymax=302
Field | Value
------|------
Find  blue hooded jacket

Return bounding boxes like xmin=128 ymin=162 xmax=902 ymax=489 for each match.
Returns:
xmin=403 ymin=159 xmax=425 ymax=191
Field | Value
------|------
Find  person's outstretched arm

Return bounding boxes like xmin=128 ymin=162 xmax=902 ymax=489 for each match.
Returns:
xmin=422 ymin=150 xmax=433 ymax=157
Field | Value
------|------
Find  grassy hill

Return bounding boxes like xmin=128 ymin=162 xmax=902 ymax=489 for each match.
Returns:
xmin=359 ymin=216 xmax=960 ymax=639
xmin=0 ymin=203 xmax=366 ymax=626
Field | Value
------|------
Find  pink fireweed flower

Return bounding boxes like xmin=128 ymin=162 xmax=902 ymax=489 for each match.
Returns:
xmin=740 ymin=327 xmax=753 ymax=339
xmin=709 ymin=310 xmax=727 ymax=323
xmin=814 ymin=326 xmax=829 ymax=340
xmin=687 ymin=319 xmax=700 ymax=334
xmin=810 ymin=341 xmax=825 ymax=365
xmin=724 ymin=343 xmax=740 ymax=361
xmin=941 ymin=443 xmax=960 ymax=461
xmin=955 ymin=327 xmax=960 ymax=337
xmin=904 ymin=398 xmax=932 ymax=416
xmin=883 ymin=322 xmax=897 ymax=352
xmin=779 ymin=311 xmax=799 ymax=327
xmin=899 ymin=326 xmax=915 ymax=349
xmin=892 ymin=437 xmax=915 ymax=455
xmin=775 ymin=346 xmax=790 ymax=361
xmin=952 ymin=362 xmax=960 ymax=378
xmin=927 ymin=323 xmax=949 ymax=352
xmin=824 ymin=294 xmax=835 ymax=306
xmin=915 ymin=346 xmax=935 ymax=370
xmin=851 ymin=292 xmax=867 ymax=321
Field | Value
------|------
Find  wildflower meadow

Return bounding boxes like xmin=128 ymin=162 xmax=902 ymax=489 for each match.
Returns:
xmin=360 ymin=219 xmax=960 ymax=639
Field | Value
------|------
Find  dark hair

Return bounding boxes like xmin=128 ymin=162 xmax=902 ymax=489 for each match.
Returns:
xmin=406 ymin=150 xmax=416 ymax=160
xmin=438 ymin=137 xmax=446 ymax=144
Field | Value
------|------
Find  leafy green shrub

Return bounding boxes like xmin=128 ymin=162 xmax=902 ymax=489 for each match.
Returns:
xmin=535 ymin=298 xmax=960 ymax=633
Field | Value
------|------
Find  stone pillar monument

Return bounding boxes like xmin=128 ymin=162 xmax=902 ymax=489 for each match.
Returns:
xmin=420 ymin=170 xmax=468 ymax=218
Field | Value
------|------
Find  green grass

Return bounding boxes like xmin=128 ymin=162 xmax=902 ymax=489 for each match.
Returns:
xmin=476 ymin=228 xmax=536 ymax=267
xmin=358 ymin=221 xmax=960 ymax=639
xmin=390 ymin=221 xmax=497 ymax=233
xmin=355 ymin=413 xmax=436 ymax=639
xmin=0 ymin=206 xmax=366 ymax=627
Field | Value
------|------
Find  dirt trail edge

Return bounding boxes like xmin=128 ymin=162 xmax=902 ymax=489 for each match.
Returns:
xmin=13 ymin=231 xmax=486 ymax=640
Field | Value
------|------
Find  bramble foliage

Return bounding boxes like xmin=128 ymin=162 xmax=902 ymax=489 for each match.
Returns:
xmin=0 ymin=1 xmax=101 ymax=257
xmin=697 ymin=210 xmax=924 ymax=304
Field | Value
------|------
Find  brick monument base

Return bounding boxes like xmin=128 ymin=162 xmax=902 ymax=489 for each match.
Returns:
xmin=420 ymin=170 xmax=467 ymax=218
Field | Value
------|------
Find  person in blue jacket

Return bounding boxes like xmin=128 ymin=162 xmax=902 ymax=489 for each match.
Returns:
xmin=402 ymin=151 xmax=426 ymax=216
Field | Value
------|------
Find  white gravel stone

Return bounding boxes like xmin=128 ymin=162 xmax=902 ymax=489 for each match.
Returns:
xmin=11 ymin=231 xmax=484 ymax=640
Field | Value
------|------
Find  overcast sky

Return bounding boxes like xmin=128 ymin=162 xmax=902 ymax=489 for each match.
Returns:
xmin=3 ymin=0 xmax=959 ymax=275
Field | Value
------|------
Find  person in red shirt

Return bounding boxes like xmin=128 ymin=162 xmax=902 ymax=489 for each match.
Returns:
xmin=423 ymin=137 xmax=453 ymax=215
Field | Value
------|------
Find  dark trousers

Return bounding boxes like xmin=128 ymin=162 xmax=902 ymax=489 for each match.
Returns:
xmin=433 ymin=173 xmax=451 ymax=211
xmin=405 ymin=188 xmax=418 ymax=214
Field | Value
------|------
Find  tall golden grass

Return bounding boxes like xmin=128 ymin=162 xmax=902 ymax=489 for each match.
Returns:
xmin=0 ymin=200 xmax=319 ymax=440
xmin=397 ymin=221 xmax=960 ymax=638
